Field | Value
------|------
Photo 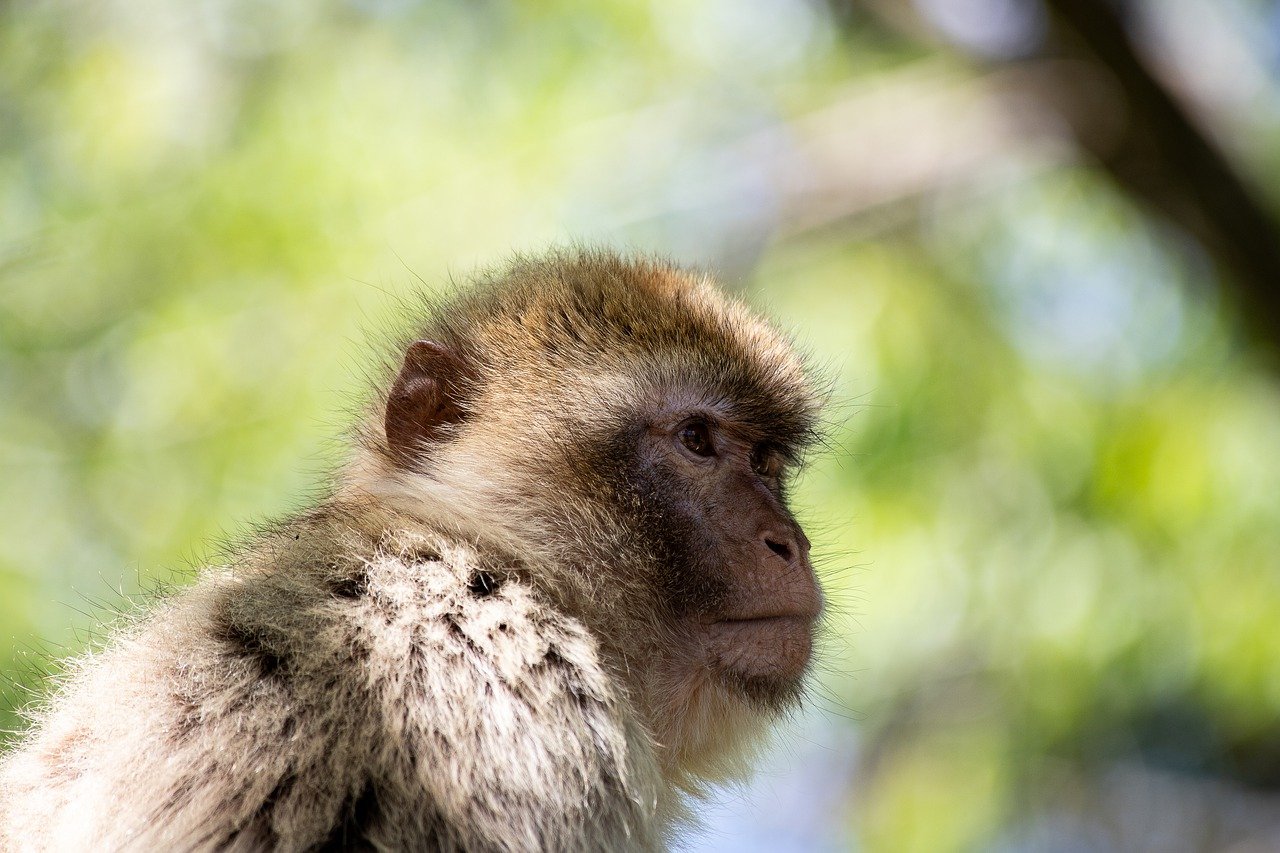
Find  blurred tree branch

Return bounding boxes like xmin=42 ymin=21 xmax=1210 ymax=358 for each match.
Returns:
xmin=842 ymin=0 xmax=1280 ymax=356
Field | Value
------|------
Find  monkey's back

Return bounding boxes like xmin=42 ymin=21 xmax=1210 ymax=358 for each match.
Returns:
xmin=0 ymin=510 xmax=663 ymax=852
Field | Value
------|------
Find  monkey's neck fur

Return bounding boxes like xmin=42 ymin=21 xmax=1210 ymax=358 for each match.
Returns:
xmin=1 ymin=465 xmax=754 ymax=850
xmin=343 ymin=447 xmax=772 ymax=807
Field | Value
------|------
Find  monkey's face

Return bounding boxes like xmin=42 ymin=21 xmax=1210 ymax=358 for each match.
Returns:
xmin=619 ymin=401 xmax=823 ymax=709
xmin=378 ymin=261 xmax=825 ymax=718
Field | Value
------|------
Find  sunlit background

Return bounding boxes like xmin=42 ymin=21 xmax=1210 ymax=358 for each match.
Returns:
xmin=4 ymin=0 xmax=1280 ymax=849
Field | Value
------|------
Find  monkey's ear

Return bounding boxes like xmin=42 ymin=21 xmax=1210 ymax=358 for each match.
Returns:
xmin=385 ymin=340 xmax=469 ymax=464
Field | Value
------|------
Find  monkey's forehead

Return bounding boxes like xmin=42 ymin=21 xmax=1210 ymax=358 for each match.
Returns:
xmin=423 ymin=251 xmax=821 ymax=424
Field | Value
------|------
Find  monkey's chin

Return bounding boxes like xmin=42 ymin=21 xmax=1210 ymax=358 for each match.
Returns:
xmin=704 ymin=616 xmax=813 ymax=709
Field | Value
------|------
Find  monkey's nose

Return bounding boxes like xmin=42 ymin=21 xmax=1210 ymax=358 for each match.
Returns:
xmin=763 ymin=536 xmax=792 ymax=562
xmin=762 ymin=533 xmax=800 ymax=564
xmin=757 ymin=525 xmax=808 ymax=563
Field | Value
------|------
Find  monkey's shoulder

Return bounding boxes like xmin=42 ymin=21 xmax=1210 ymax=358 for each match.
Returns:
xmin=208 ymin=528 xmax=662 ymax=849
xmin=0 ymin=532 xmax=661 ymax=852
xmin=211 ymin=525 xmax=617 ymax=706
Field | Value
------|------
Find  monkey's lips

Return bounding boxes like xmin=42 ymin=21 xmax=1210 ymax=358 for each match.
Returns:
xmin=702 ymin=614 xmax=815 ymax=684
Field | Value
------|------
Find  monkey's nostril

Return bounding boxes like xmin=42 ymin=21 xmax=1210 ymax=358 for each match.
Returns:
xmin=764 ymin=537 xmax=793 ymax=563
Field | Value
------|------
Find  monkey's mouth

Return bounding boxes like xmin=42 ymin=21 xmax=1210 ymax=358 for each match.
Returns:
xmin=702 ymin=615 xmax=814 ymax=687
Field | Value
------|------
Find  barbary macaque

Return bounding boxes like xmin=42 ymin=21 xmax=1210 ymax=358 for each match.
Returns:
xmin=0 ymin=251 xmax=825 ymax=851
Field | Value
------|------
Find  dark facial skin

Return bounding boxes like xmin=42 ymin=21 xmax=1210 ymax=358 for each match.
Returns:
xmin=638 ymin=407 xmax=823 ymax=703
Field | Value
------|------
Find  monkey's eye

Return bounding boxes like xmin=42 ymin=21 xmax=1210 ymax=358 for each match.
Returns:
xmin=752 ymin=445 xmax=783 ymax=479
xmin=678 ymin=420 xmax=716 ymax=458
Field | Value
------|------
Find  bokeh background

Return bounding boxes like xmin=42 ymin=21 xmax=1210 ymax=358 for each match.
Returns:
xmin=4 ymin=0 xmax=1280 ymax=849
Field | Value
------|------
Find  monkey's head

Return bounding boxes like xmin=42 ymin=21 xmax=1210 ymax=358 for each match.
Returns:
xmin=362 ymin=251 xmax=825 ymax=774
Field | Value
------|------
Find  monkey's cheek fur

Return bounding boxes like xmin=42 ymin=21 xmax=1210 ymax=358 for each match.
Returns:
xmin=703 ymin=616 xmax=814 ymax=685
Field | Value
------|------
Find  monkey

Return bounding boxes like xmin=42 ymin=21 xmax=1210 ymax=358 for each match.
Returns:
xmin=0 ymin=249 xmax=826 ymax=851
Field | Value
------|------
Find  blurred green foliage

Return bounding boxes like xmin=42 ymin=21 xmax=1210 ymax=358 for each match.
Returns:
xmin=3 ymin=0 xmax=1280 ymax=849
